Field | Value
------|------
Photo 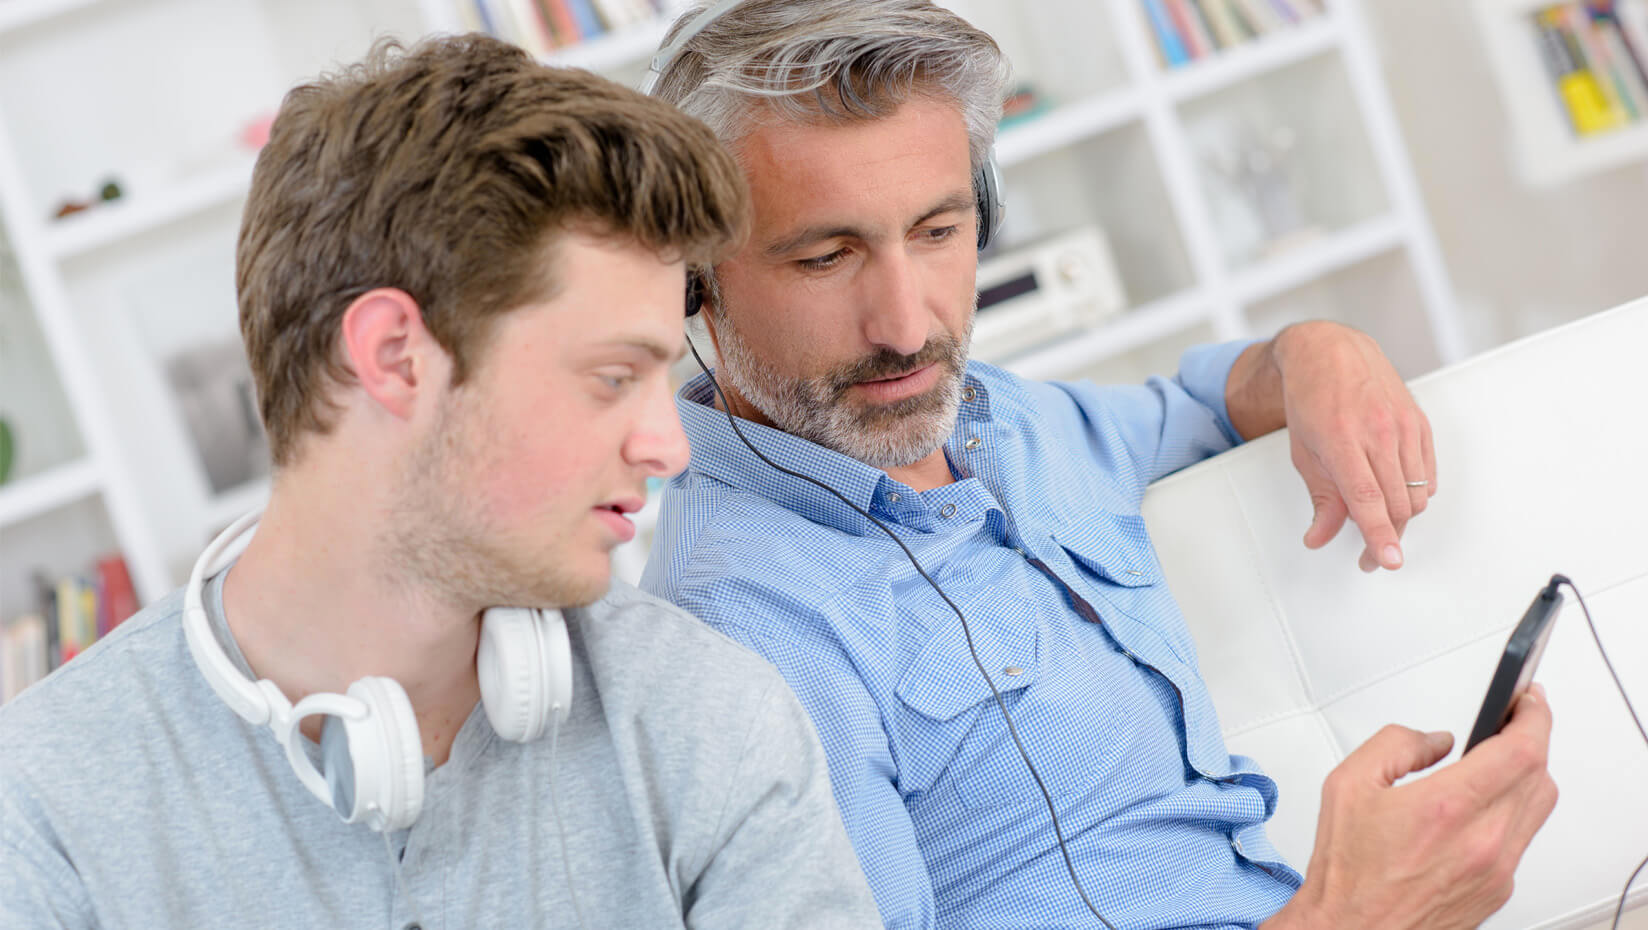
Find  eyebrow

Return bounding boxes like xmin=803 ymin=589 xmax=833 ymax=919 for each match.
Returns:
xmin=599 ymin=337 xmax=684 ymax=364
xmin=761 ymin=190 xmax=977 ymax=259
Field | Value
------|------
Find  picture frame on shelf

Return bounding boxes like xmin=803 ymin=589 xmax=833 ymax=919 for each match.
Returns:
xmin=162 ymin=338 xmax=268 ymax=497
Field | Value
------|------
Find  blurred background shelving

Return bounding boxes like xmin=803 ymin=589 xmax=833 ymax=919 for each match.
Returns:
xmin=5 ymin=0 xmax=1648 ymax=694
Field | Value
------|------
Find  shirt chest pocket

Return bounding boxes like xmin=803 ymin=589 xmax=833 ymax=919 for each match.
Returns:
xmin=893 ymin=611 xmax=1101 ymax=811
xmin=1050 ymin=512 xmax=1168 ymax=623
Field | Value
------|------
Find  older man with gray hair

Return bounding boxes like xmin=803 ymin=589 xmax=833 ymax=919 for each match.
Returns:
xmin=642 ymin=2 xmax=1557 ymax=928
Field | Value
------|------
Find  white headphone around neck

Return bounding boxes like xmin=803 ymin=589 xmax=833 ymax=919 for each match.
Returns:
xmin=182 ymin=510 xmax=573 ymax=832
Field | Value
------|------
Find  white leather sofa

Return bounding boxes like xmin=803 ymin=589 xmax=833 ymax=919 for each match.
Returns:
xmin=1140 ymin=298 xmax=1648 ymax=929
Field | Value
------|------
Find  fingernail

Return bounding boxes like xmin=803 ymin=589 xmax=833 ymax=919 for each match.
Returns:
xmin=1428 ymin=730 xmax=1453 ymax=750
xmin=1531 ymin=683 xmax=1547 ymax=701
xmin=1382 ymin=545 xmax=1403 ymax=568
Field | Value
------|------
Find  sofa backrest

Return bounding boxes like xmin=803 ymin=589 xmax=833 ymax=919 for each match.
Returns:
xmin=1141 ymin=299 xmax=1648 ymax=929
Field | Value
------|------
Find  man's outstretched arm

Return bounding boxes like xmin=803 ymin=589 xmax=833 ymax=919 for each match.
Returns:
xmin=1225 ymin=321 xmax=1439 ymax=573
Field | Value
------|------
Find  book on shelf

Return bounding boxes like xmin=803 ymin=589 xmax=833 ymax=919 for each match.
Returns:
xmin=451 ymin=0 xmax=666 ymax=56
xmin=0 ymin=555 xmax=138 ymax=705
xmin=1142 ymin=0 xmax=1324 ymax=69
xmin=1530 ymin=2 xmax=1648 ymax=138
xmin=1 ymin=614 xmax=48 ymax=705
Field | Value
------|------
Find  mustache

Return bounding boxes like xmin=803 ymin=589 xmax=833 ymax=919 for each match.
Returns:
xmin=828 ymin=334 xmax=966 ymax=397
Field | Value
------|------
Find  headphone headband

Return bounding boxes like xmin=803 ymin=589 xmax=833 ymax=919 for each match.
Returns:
xmin=184 ymin=510 xmax=281 ymax=727
xmin=640 ymin=0 xmax=747 ymax=96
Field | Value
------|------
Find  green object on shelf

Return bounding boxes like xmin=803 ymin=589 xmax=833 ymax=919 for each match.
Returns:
xmin=0 ymin=416 xmax=13 ymax=485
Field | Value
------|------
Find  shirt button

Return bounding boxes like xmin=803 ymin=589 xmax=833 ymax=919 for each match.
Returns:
xmin=1002 ymin=666 xmax=1024 ymax=677
xmin=939 ymin=503 xmax=957 ymax=519
xmin=962 ymin=386 xmax=977 ymax=402
xmin=964 ymin=437 xmax=982 ymax=451
xmin=1231 ymin=838 xmax=1245 ymax=855
xmin=887 ymin=492 xmax=900 ymax=503
xmin=1013 ymin=547 xmax=1025 ymax=557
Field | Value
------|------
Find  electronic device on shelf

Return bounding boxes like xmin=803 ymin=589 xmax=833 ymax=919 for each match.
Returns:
xmin=970 ymin=225 xmax=1127 ymax=364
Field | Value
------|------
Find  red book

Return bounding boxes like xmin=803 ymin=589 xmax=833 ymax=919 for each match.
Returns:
xmin=96 ymin=555 xmax=139 ymax=637
xmin=1166 ymin=0 xmax=1214 ymax=58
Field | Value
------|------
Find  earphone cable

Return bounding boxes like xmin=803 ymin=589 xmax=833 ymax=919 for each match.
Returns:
xmin=685 ymin=336 xmax=1116 ymax=929
xmin=549 ymin=716 xmax=594 ymax=930
xmin=1554 ymin=576 xmax=1648 ymax=930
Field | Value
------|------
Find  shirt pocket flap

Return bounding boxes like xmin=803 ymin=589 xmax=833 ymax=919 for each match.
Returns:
xmin=1052 ymin=512 xmax=1164 ymax=588
xmin=895 ymin=613 xmax=1040 ymax=721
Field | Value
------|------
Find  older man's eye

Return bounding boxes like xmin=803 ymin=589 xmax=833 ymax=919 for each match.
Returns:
xmin=797 ymin=248 xmax=849 ymax=271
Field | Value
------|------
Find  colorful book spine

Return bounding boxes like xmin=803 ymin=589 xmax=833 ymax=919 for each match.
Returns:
xmin=1166 ymin=0 xmax=1213 ymax=58
xmin=1143 ymin=0 xmax=1192 ymax=66
xmin=537 ymin=0 xmax=582 ymax=47
xmin=1564 ymin=5 xmax=1631 ymax=120
xmin=1193 ymin=0 xmax=1237 ymax=49
xmin=563 ymin=0 xmax=607 ymax=41
xmin=1587 ymin=2 xmax=1648 ymax=116
xmin=1 ymin=614 xmax=49 ymax=704
xmin=96 ymin=555 xmax=138 ymax=638
xmin=1534 ymin=7 xmax=1623 ymax=135
xmin=1231 ymin=0 xmax=1282 ymax=33
xmin=1612 ymin=0 xmax=1648 ymax=91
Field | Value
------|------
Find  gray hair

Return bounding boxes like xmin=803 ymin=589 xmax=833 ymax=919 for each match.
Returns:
xmin=650 ymin=0 xmax=1011 ymax=173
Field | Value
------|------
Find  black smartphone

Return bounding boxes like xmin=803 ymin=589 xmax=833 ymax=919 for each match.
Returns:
xmin=1464 ymin=581 xmax=1564 ymax=753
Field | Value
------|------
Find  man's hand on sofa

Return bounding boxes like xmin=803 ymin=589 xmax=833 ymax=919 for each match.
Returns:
xmin=1227 ymin=321 xmax=1438 ymax=573
xmin=1261 ymin=687 xmax=1558 ymax=930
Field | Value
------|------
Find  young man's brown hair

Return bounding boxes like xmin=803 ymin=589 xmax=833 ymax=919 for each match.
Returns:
xmin=237 ymin=33 xmax=748 ymax=465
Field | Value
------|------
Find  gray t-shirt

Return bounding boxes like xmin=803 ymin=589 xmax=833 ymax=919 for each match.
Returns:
xmin=0 ymin=570 xmax=879 ymax=929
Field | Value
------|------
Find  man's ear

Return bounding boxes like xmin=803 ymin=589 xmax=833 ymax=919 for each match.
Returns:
xmin=697 ymin=303 xmax=723 ymax=359
xmin=339 ymin=287 xmax=445 ymax=421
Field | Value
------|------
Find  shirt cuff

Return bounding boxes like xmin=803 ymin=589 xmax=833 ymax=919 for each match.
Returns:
xmin=1176 ymin=338 xmax=1264 ymax=448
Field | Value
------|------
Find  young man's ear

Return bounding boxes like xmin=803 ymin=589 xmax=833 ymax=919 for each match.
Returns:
xmin=339 ymin=287 xmax=447 ymax=420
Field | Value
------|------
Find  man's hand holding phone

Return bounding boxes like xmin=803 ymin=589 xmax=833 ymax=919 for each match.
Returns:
xmin=1262 ymin=685 xmax=1558 ymax=930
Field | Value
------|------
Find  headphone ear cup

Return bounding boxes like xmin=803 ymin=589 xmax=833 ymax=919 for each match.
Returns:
xmin=327 ymin=677 xmax=424 ymax=832
xmin=479 ymin=607 xmax=570 ymax=741
xmin=685 ymin=271 xmax=707 ymax=318
xmin=974 ymin=154 xmax=1005 ymax=251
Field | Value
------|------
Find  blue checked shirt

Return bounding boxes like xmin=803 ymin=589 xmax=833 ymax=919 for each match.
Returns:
xmin=641 ymin=343 xmax=1303 ymax=929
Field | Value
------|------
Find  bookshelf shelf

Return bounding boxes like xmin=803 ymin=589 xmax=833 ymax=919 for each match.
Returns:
xmin=0 ymin=458 xmax=102 ymax=530
xmin=996 ymin=89 xmax=1144 ymax=168
xmin=0 ymin=0 xmax=104 ymax=40
xmin=1162 ymin=16 xmax=1340 ymax=104
xmin=1004 ymin=290 xmax=1212 ymax=383
xmin=43 ymin=154 xmax=257 ymax=260
xmin=1228 ymin=212 xmax=1406 ymax=305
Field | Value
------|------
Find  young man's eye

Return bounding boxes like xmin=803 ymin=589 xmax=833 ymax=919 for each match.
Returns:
xmin=596 ymin=372 xmax=636 ymax=393
xmin=797 ymin=248 xmax=849 ymax=271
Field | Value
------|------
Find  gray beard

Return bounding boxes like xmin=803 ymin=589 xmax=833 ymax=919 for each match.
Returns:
xmin=713 ymin=312 xmax=972 ymax=470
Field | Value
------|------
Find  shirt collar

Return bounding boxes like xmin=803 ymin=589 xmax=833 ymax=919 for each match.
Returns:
xmin=675 ymin=368 xmax=995 ymax=537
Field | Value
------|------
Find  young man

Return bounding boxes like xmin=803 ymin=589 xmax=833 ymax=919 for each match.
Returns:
xmin=0 ymin=35 xmax=879 ymax=929
xmin=641 ymin=2 xmax=1557 ymax=928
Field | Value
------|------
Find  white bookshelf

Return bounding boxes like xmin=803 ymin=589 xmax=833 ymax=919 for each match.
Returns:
xmin=43 ymin=154 xmax=257 ymax=260
xmin=0 ymin=0 xmax=1466 ymax=606
xmin=983 ymin=0 xmax=1465 ymax=391
xmin=1474 ymin=0 xmax=1648 ymax=186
